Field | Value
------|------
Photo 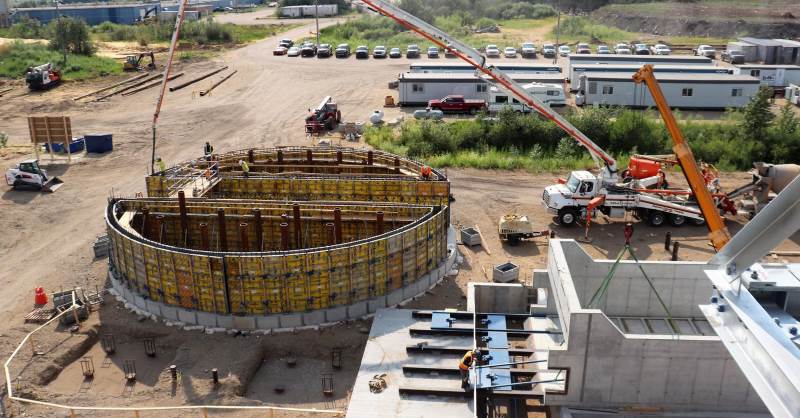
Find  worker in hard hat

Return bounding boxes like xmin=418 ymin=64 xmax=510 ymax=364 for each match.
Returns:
xmin=239 ymin=159 xmax=250 ymax=178
xmin=156 ymin=156 xmax=166 ymax=174
xmin=458 ymin=349 xmax=481 ymax=390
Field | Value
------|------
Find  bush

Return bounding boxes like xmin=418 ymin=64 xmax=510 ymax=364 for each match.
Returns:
xmin=49 ymin=17 xmax=94 ymax=55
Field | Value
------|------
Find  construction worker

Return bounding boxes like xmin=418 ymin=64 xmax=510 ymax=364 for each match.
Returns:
xmin=239 ymin=159 xmax=250 ymax=178
xmin=156 ymin=156 xmax=166 ymax=174
xmin=458 ymin=349 xmax=480 ymax=390
xmin=204 ymin=142 xmax=214 ymax=160
xmin=420 ymin=165 xmax=432 ymax=180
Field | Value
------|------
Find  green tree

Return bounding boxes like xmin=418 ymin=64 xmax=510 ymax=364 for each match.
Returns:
xmin=741 ymin=85 xmax=774 ymax=141
xmin=49 ymin=17 xmax=94 ymax=56
xmin=766 ymin=103 xmax=800 ymax=162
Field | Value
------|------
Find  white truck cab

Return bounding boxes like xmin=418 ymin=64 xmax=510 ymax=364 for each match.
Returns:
xmin=542 ymin=171 xmax=599 ymax=225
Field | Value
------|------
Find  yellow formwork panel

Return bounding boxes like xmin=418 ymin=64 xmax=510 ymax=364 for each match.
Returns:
xmin=370 ymin=240 xmax=388 ymax=296
xmin=122 ymin=238 xmax=136 ymax=288
xmin=400 ymin=182 xmax=416 ymax=204
xmin=225 ymin=258 xmax=245 ymax=314
xmin=401 ymin=229 xmax=417 ymax=286
xmin=416 ymin=221 xmax=430 ymax=275
xmin=160 ymin=252 xmax=178 ymax=306
xmin=173 ymin=253 xmax=196 ymax=310
xmin=131 ymin=242 xmax=148 ymax=294
xmin=386 ymin=234 xmax=404 ymax=290
xmin=284 ymin=254 xmax=307 ymax=312
xmin=241 ymin=258 xmax=265 ymax=314
xmin=142 ymin=245 xmax=162 ymax=301
xmin=306 ymin=251 xmax=330 ymax=310
xmin=350 ymin=243 xmax=369 ymax=301
xmin=263 ymin=257 xmax=286 ymax=314
xmin=209 ymin=258 xmax=228 ymax=314
xmin=191 ymin=255 xmax=216 ymax=313
xmin=328 ymin=248 xmax=350 ymax=306
xmin=322 ymin=179 xmax=339 ymax=200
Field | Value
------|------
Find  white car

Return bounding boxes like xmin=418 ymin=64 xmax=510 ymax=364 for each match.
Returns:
xmin=287 ymin=46 xmax=301 ymax=57
xmin=558 ymin=45 xmax=571 ymax=56
xmin=651 ymin=43 xmax=671 ymax=55
xmin=614 ymin=43 xmax=631 ymax=54
xmin=504 ymin=47 xmax=517 ymax=58
xmin=520 ymin=42 xmax=537 ymax=58
xmin=695 ymin=44 xmax=717 ymax=58
xmin=597 ymin=45 xmax=611 ymax=54
xmin=485 ymin=44 xmax=501 ymax=58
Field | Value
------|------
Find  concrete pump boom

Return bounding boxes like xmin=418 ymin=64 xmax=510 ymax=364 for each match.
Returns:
xmin=361 ymin=0 xmax=618 ymax=182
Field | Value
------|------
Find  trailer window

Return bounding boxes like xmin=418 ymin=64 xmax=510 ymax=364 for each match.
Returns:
xmin=682 ymin=88 xmax=693 ymax=97
xmin=602 ymin=86 xmax=614 ymax=95
xmin=750 ymin=70 xmax=760 ymax=77
xmin=412 ymin=84 xmax=424 ymax=93
xmin=547 ymin=90 xmax=558 ymax=96
xmin=476 ymin=84 xmax=487 ymax=93
xmin=495 ymin=95 xmax=508 ymax=103
xmin=731 ymin=88 xmax=743 ymax=97
xmin=588 ymin=82 xmax=597 ymax=94
xmin=512 ymin=98 xmax=520 ymax=104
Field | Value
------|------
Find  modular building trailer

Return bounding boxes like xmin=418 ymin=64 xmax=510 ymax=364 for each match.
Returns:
xmin=738 ymin=37 xmax=800 ymax=65
xmin=397 ymin=72 xmax=566 ymax=106
xmin=733 ymin=64 xmax=800 ymax=90
xmin=280 ymin=4 xmax=337 ymax=17
xmin=409 ymin=62 xmax=561 ymax=75
xmin=569 ymin=64 xmax=731 ymax=91
xmin=575 ymin=72 xmax=759 ymax=109
xmin=14 ymin=2 xmax=160 ymax=25
xmin=789 ymin=84 xmax=800 ymax=106
xmin=568 ymin=53 xmax=712 ymax=67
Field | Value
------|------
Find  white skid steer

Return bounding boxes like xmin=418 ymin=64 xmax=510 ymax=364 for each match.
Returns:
xmin=5 ymin=159 xmax=64 ymax=192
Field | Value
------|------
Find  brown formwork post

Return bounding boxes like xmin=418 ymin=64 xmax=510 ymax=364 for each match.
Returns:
xmin=326 ymin=222 xmax=336 ymax=246
xmin=293 ymin=203 xmax=302 ymax=249
xmin=394 ymin=157 xmax=400 ymax=173
xmin=671 ymin=241 xmax=680 ymax=261
xmin=248 ymin=149 xmax=255 ymax=164
xmin=253 ymin=209 xmax=263 ymax=251
xmin=178 ymin=191 xmax=188 ymax=244
xmin=333 ymin=207 xmax=342 ymax=244
xmin=217 ymin=209 xmax=228 ymax=252
xmin=336 ymin=150 xmax=343 ymax=164
xmin=367 ymin=150 xmax=374 ymax=166
xmin=307 ymin=149 xmax=313 ymax=164
xmin=154 ymin=215 xmax=165 ymax=243
xmin=200 ymin=223 xmax=210 ymax=251
xmin=277 ymin=149 xmax=284 ymax=173
xmin=240 ymin=223 xmax=250 ymax=252
xmin=280 ymin=223 xmax=290 ymax=251
xmin=376 ymin=211 xmax=384 ymax=235
xmin=141 ymin=207 xmax=150 ymax=239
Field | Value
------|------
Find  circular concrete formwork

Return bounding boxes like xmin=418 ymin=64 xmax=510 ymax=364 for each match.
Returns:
xmin=105 ymin=147 xmax=453 ymax=330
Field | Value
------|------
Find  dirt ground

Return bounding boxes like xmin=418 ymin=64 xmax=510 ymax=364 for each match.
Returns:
xmin=2 ymin=17 xmax=800 ymax=418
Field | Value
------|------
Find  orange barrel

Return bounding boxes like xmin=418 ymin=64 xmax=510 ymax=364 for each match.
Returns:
xmin=34 ymin=287 xmax=48 ymax=305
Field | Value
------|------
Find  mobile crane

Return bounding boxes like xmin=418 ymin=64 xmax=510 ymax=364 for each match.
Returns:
xmin=360 ymin=0 xmax=725 ymax=246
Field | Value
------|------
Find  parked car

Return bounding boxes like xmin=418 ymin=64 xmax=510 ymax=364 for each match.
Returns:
xmin=445 ymin=44 xmax=458 ymax=58
xmin=634 ymin=43 xmax=650 ymax=55
xmin=485 ymin=44 xmax=501 ymax=58
xmin=576 ymin=43 xmax=591 ymax=54
xmin=407 ymin=44 xmax=420 ymax=58
xmin=721 ymin=50 xmax=745 ymax=64
xmin=335 ymin=43 xmax=351 ymax=58
xmin=427 ymin=95 xmax=487 ymax=114
xmin=279 ymin=38 xmax=293 ymax=48
xmin=413 ymin=108 xmax=444 ymax=120
xmin=373 ymin=45 xmax=387 ymax=58
xmin=427 ymin=46 xmax=439 ymax=58
xmin=694 ymin=44 xmax=717 ymax=58
xmin=558 ymin=45 xmax=571 ymax=57
xmin=614 ymin=43 xmax=631 ymax=54
xmin=287 ymin=46 xmax=300 ymax=57
xmin=355 ymin=45 xmax=369 ymax=59
xmin=317 ymin=43 xmax=332 ymax=58
xmin=273 ymin=46 xmax=287 ymax=56
xmin=504 ymin=46 xmax=517 ymax=58
xmin=520 ymin=42 xmax=537 ymax=58
xmin=542 ymin=43 xmax=556 ymax=58
xmin=651 ymin=43 xmax=671 ymax=55
xmin=597 ymin=45 xmax=611 ymax=54
xmin=389 ymin=47 xmax=402 ymax=58
xmin=300 ymin=42 xmax=317 ymax=57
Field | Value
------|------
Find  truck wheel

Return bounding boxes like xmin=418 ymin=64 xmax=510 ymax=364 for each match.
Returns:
xmin=648 ymin=211 xmax=666 ymax=227
xmin=557 ymin=208 xmax=578 ymax=227
xmin=691 ymin=217 xmax=706 ymax=226
xmin=668 ymin=214 xmax=686 ymax=227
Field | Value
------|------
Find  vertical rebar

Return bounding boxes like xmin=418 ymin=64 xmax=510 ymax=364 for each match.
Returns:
xmin=293 ymin=204 xmax=302 ymax=249
xmin=280 ymin=223 xmax=290 ymax=251
xmin=253 ymin=209 xmax=263 ymax=251
xmin=200 ymin=223 xmax=210 ymax=251
xmin=240 ymin=223 xmax=249 ymax=252
xmin=671 ymin=241 xmax=680 ymax=261
xmin=141 ymin=207 xmax=150 ymax=239
xmin=664 ymin=232 xmax=672 ymax=251
xmin=154 ymin=215 xmax=164 ymax=243
xmin=217 ymin=209 xmax=228 ymax=252
xmin=376 ymin=211 xmax=384 ymax=235
xmin=333 ymin=207 xmax=342 ymax=244
xmin=326 ymin=222 xmax=336 ymax=246
xmin=178 ymin=191 xmax=188 ymax=244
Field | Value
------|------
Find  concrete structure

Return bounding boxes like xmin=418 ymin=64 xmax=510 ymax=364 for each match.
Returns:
xmin=738 ymin=37 xmax=800 ymax=65
xmin=733 ymin=64 xmax=800 ymax=89
xmin=568 ymin=53 xmax=712 ymax=67
xmin=575 ymin=72 xmax=760 ymax=109
xmin=568 ymin=64 xmax=731 ymax=91
xmin=409 ymin=62 xmax=561 ymax=75
xmin=106 ymin=147 xmax=455 ymax=330
xmin=397 ymin=72 xmax=566 ymax=106
xmin=280 ymin=4 xmax=337 ymax=18
xmin=14 ymin=3 xmax=160 ymax=25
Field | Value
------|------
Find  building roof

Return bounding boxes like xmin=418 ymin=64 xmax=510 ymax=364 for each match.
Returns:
xmin=776 ymin=39 xmax=800 ymax=48
xmin=572 ymin=64 xmax=729 ymax=71
xmin=399 ymin=72 xmax=566 ymax=82
xmin=739 ymin=37 xmax=786 ymax=47
xmin=569 ymin=54 xmax=712 ymax=63
xmin=584 ymin=72 xmax=760 ymax=84
xmin=16 ymin=2 xmax=157 ymax=10
xmin=735 ymin=64 xmax=800 ymax=70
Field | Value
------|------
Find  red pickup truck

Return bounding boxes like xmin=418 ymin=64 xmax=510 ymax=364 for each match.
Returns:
xmin=427 ymin=95 xmax=487 ymax=114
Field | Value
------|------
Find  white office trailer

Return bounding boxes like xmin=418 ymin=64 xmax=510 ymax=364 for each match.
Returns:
xmin=788 ymin=84 xmax=800 ymax=106
xmin=488 ymin=83 xmax=566 ymax=112
xmin=568 ymin=64 xmax=732 ymax=91
xmin=568 ymin=53 xmax=712 ymax=68
xmin=732 ymin=64 xmax=800 ymax=90
xmin=575 ymin=72 xmax=760 ymax=109
xmin=397 ymin=72 xmax=566 ymax=105
xmin=280 ymin=4 xmax=337 ymax=17
xmin=408 ymin=62 xmax=561 ymax=75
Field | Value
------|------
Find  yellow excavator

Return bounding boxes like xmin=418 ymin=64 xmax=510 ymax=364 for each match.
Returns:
xmin=123 ymin=52 xmax=156 ymax=72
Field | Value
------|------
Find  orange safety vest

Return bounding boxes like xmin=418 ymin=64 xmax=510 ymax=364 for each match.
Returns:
xmin=458 ymin=351 xmax=474 ymax=371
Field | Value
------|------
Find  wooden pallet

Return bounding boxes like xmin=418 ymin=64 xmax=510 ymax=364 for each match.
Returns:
xmin=24 ymin=307 xmax=55 ymax=324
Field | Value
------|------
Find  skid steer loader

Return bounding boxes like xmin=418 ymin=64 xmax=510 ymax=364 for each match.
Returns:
xmin=5 ymin=159 xmax=64 ymax=192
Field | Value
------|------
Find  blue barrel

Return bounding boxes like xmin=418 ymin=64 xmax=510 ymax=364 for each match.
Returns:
xmin=85 ymin=133 xmax=113 ymax=153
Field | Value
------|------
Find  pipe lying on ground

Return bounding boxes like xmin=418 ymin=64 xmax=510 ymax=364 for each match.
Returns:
xmin=73 ymin=73 xmax=148 ymax=101
xmin=122 ymin=72 xmax=184 ymax=97
xmin=95 ymin=73 xmax=163 ymax=101
xmin=168 ymin=66 xmax=229 ymax=92
xmin=199 ymin=70 xmax=237 ymax=97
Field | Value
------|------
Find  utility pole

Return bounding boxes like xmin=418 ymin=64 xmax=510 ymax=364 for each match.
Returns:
xmin=314 ymin=0 xmax=320 ymax=46
xmin=554 ymin=8 xmax=560 ymax=65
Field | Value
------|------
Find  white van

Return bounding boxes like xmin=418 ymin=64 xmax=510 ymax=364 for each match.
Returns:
xmin=488 ymin=83 xmax=566 ymax=112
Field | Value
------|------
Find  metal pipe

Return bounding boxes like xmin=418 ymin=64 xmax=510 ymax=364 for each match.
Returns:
xmin=253 ymin=209 xmax=263 ymax=251
xmin=239 ymin=223 xmax=249 ymax=252
xmin=141 ymin=207 xmax=150 ymax=239
xmin=326 ymin=222 xmax=336 ymax=246
xmin=154 ymin=215 xmax=164 ymax=243
xmin=170 ymin=365 xmax=177 ymax=380
xmin=376 ymin=211 xmax=384 ymax=235
xmin=479 ymin=377 xmax=565 ymax=391
xmin=211 ymin=368 xmax=219 ymax=385
xmin=199 ymin=223 xmax=210 ymax=251
xmin=178 ymin=191 xmax=188 ymax=244
xmin=664 ymin=232 xmax=672 ymax=251
xmin=333 ymin=207 xmax=342 ymax=244
xmin=671 ymin=241 xmax=680 ymax=261
xmin=280 ymin=223 xmax=290 ymax=251
xmin=217 ymin=209 xmax=228 ymax=252
xmin=293 ymin=204 xmax=302 ymax=248
xmin=474 ymin=359 xmax=547 ymax=369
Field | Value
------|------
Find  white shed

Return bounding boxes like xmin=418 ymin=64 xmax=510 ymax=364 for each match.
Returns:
xmin=733 ymin=64 xmax=800 ymax=89
xmin=568 ymin=64 xmax=731 ymax=91
xmin=575 ymin=72 xmax=760 ymax=109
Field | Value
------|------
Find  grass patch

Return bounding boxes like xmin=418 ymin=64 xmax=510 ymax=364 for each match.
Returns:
xmin=90 ymin=20 xmax=297 ymax=45
xmin=0 ymin=41 xmax=121 ymax=80
xmin=551 ymin=16 xmax=637 ymax=44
